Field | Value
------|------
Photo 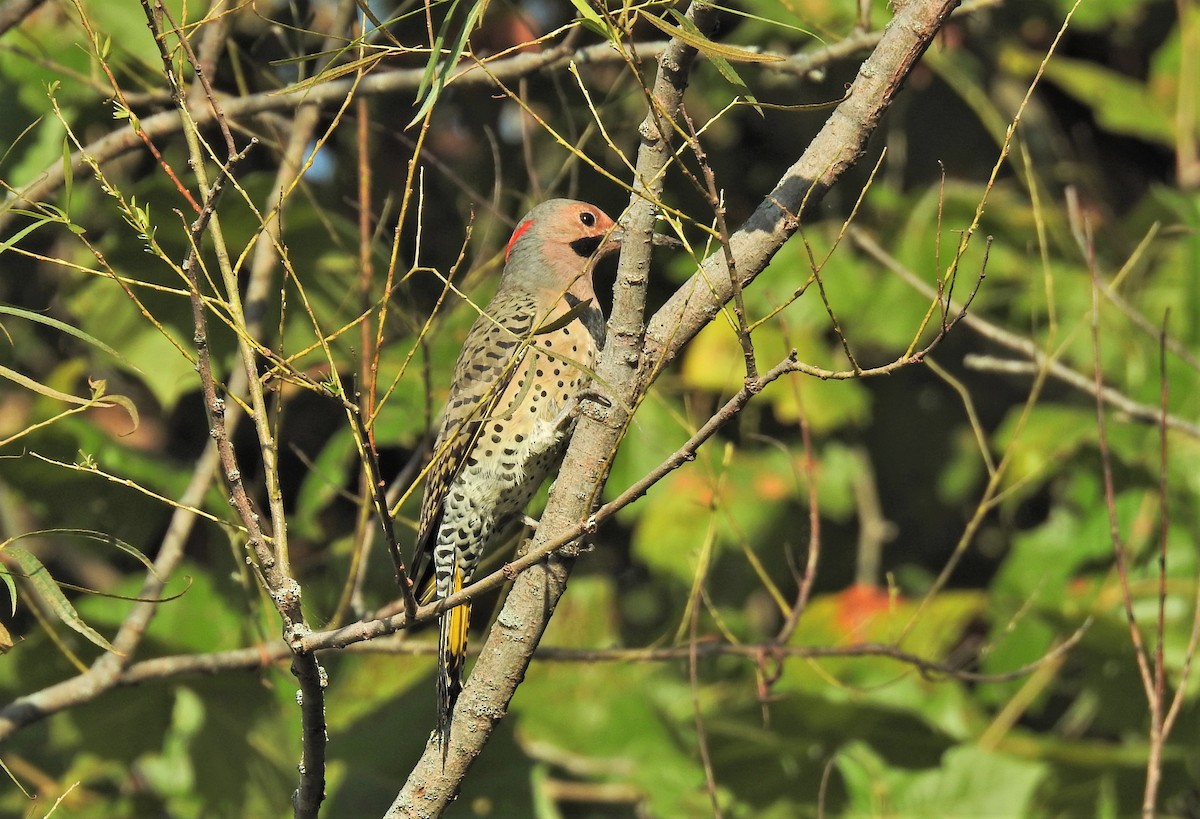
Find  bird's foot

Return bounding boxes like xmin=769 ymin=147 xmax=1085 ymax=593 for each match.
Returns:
xmin=553 ymin=386 xmax=616 ymax=429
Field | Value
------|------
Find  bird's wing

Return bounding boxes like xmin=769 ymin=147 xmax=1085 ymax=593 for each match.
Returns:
xmin=410 ymin=289 xmax=540 ymax=598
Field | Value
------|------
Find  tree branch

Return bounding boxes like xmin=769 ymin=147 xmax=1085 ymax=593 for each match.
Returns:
xmin=644 ymin=0 xmax=963 ymax=372
xmin=385 ymin=0 xmax=960 ymax=814
xmin=386 ymin=3 xmax=718 ymax=813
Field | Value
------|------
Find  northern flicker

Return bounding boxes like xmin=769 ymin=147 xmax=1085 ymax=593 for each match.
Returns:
xmin=410 ymin=199 xmax=622 ymax=759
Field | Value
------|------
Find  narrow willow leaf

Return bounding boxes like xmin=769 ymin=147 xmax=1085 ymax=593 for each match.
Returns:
xmin=271 ymin=52 xmax=386 ymax=96
xmin=0 ymin=363 xmax=102 ymax=406
xmin=639 ymin=10 xmax=785 ymax=64
xmin=654 ymin=10 xmax=767 ymax=114
xmin=2 ymin=529 xmax=171 ymax=604
xmin=0 ymin=213 xmax=62 ymax=255
xmin=569 ymin=0 xmax=612 ymax=38
xmin=535 ymin=297 xmax=594 ymax=335
xmin=1 ymin=564 xmax=15 ymax=616
xmin=88 ymin=379 xmax=140 ymax=435
xmin=0 ymin=305 xmax=136 ymax=369
xmin=408 ymin=0 xmax=488 ymax=128
xmin=57 ymin=528 xmax=160 ymax=578
xmin=4 ymin=546 xmax=119 ymax=654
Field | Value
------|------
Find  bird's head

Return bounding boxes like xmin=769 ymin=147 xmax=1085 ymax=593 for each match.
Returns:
xmin=502 ymin=199 xmax=622 ymax=294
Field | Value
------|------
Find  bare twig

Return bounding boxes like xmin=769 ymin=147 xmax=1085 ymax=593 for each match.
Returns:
xmin=349 ymin=408 xmax=419 ymax=620
xmin=1144 ymin=316 xmax=1171 ymax=818
xmin=850 ymin=228 xmax=1200 ymax=440
xmin=0 ymin=0 xmax=48 ymax=38
xmin=386 ymin=5 xmax=720 ymax=812
xmin=138 ymin=2 xmax=350 ymax=811
xmin=1 ymin=2 xmax=1001 ymax=233
xmin=115 ymin=622 xmax=1091 ymax=689
xmin=383 ymin=0 xmax=964 ymax=813
xmin=643 ymin=0 xmax=965 ymax=372
xmin=1086 ymin=220 xmax=1156 ymax=817
xmin=690 ymin=566 xmax=722 ymax=819
xmin=684 ymin=112 xmax=757 ymax=381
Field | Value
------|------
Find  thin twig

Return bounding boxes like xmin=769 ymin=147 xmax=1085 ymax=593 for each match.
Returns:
xmin=689 ymin=564 xmax=723 ymax=818
xmin=0 ymin=0 xmax=49 ymax=38
xmin=851 ymin=228 xmax=1200 ymax=440
xmin=1087 ymin=218 xmax=1155 ymax=709
xmin=683 ymin=112 xmax=757 ymax=382
xmin=117 ymin=622 xmax=1092 ymax=688
xmin=140 ymin=0 xmax=337 ymax=808
xmin=2 ymin=3 xmax=1001 ymax=232
xmin=349 ymin=408 xmax=419 ymax=620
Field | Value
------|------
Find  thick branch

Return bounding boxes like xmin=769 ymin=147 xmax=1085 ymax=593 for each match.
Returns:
xmin=0 ymin=0 xmax=48 ymax=38
xmin=385 ymin=4 xmax=718 ymax=815
xmin=386 ymin=1 xmax=959 ymax=813
xmin=644 ymin=0 xmax=962 ymax=371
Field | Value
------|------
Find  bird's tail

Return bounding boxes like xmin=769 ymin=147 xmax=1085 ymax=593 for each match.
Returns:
xmin=437 ymin=567 xmax=470 ymax=764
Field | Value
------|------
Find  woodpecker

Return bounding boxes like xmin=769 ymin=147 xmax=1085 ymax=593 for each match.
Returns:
xmin=411 ymin=199 xmax=621 ymax=760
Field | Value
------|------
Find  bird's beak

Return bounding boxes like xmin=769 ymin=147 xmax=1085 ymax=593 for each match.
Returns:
xmin=602 ymin=227 xmax=624 ymax=255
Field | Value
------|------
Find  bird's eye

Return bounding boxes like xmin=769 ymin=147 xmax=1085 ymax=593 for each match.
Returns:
xmin=579 ymin=211 xmax=596 ymax=227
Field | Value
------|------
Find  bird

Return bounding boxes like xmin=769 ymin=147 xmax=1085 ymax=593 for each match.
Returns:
xmin=410 ymin=198 xmax=622 ymax=761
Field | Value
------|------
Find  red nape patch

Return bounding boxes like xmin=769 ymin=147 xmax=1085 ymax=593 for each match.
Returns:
xmin=506 ymin=219 xmax=534 ymax=262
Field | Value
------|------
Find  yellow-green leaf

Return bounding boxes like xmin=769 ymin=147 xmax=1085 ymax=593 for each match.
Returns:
xmin=638 ymin=10 xmax=784 ymax=64
xmin=4 ymin=546 xmax=119 ymax=654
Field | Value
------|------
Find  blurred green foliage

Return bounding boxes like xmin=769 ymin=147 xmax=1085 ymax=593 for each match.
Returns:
xmin=1 ymin=0 xmax=1198 ymax=816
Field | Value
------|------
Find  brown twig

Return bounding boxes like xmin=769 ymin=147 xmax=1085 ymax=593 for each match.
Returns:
xmin=180 ymin=172 xmax=329 ymax=816
xmin=385 ymin=5 xmax=719 ymax=813
xmin=1085 ymin=215 xmax=1156 ymax=814
xmin=776 ymin=407 xmax=823 ymax=644
xmin=690 ymin=585 xmax=723 ymax=819
xmin=149 ymin=0 xmax=238 ymax=157
xmin=683 ymin=112 xmax=757 ymax=382
xmin=850 ymin=228 xmax=1200 ymax=440
xmin=1145 ymin=315 xmax=1171 ymax=817
xmin=0 ymin=0 xmax=47 ymax=37
xmin=1 ymin=3 xmax=1005 ymax=233
xmin=349 ymin=408 xmax=419 ymax=620
xmin=115 ymin=621 xmax=1091 ymax=688
xmin=141 ymin=1 xmax=350 ymax=809
xmin=71 ymin=0 xmax=201 ymax=216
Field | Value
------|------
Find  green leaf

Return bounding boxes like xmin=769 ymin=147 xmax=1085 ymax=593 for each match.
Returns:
xmin=639 ymin=10 xmax=785 ymax=65
xmin=680 ymin=318 xmax=870 ymax=434
xmin=66 ymin=277 xmax=196 ymax=410
xmin=75 ymin=563 xmax=237 ymax=655
xmin=0 ymin=362 xmax=101 ymax=406
xmin=0 ymin=208 xmax=68 ymax=254
xmin=514 ymin=577 xmax=709 ymax=817
xmin=3 ymin=545 xmax=118 ymax=653
xmin=892 ymin=745 xmax=1047 ymax=815
xmin=569 ymin=0 xmax=611 ymax=38
xmin=992 ymin=405 xmax=1097 ymax=496
xmin=408 ymin=0 xmax=488 ymax=129
xmin=663 ymin=8 xmax=758 ymax=106
xmin=0 ymin=564 xmax=14 ymax=616
xmin=0 ymin=304 xmax=136 ymax=369
xmin=292 ymin=427 xmax=356 ymax=540
xmin=631 ymin=443 xmax=850 ymax=586
xmin=136 ymin=688 xmax=204 ymax=798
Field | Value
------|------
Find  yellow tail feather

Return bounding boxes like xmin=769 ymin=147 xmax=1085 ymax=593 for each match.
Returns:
xmin=437 ymin=567 xmax=471 ymax=762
